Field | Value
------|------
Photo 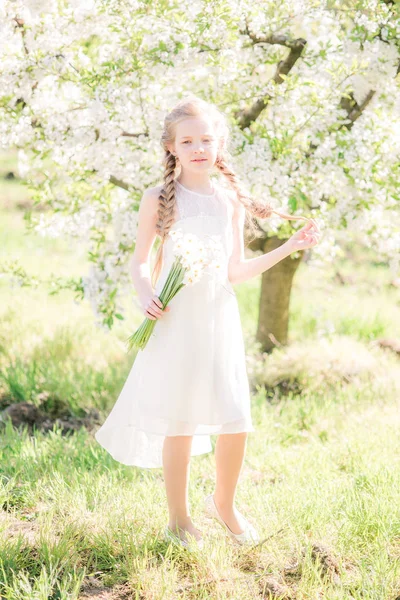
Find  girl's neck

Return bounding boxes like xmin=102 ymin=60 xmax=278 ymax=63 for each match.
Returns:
xmin=176 ymin=173 xmax=214 ymax=195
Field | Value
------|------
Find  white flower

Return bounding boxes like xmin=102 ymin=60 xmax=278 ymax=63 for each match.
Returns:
xmin=183 ymin=270 xmax=202 ymax=285
xmin=169 ymin=229 xmax=184 ymax=241
xmin=4 ymin=2 xmax=399 ymax=327
xmin=207 ymin=259 xmax=224 ymax=275
xmin=182 ymin=232 xmax=199 ymax=245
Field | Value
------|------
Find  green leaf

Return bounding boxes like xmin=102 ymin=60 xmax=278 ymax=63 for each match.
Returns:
xmin=288 ymin=196 xmax=297 ymax=212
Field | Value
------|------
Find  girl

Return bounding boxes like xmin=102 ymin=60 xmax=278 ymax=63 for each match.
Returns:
xmin=95 ymin=96 xmax=320 ymax=549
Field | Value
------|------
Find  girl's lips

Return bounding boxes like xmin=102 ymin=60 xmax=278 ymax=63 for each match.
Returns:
xmin=192 ymin=159 xmax=207 ymax=162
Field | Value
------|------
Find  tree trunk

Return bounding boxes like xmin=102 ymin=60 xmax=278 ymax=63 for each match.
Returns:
xmin=255 ymin=236 xmax=303 ymax=353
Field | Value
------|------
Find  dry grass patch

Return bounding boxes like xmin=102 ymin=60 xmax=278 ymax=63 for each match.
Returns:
xmin=248 ymin=334 xmax=400 ymax=396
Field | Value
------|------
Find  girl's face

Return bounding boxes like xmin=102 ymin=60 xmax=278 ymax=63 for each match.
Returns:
xmin=170 ymin=117 xmax=219 ymax=172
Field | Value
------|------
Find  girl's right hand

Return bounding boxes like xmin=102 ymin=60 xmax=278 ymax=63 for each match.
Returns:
xmin=286 ymin=218 xmax=321 ymax=252
xmin=141 ymin=294 xmax=171 ymax=320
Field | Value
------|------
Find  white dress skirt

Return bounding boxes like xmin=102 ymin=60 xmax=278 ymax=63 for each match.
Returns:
xmin=94 ymin=179 xmax=255 ymax=468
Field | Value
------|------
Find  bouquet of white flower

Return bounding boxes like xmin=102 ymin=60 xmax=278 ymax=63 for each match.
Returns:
xmin=126 ymin=228 xmax=225 ymax=352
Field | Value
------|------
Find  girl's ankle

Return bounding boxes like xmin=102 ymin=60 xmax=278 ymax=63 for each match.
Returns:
xmin=168 ymin=519 xmax=193 ymax=532
xmin=213 ymin=494 xmax=234 ymax=511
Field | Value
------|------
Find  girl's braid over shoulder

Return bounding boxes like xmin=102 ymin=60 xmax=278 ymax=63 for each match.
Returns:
xmin=151 ymin=151 xmax=178 ymax=287
xmin=215 ymin=154 xmax=273 ymax=219
xmin=215 ymin=153 xmax=311 ymax=236
xmin=156 ymin=152 xmax=176 ymax=239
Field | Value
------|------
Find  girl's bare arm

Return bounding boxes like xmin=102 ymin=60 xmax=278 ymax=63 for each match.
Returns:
xmin=228 ymin=200 xmax=295 ymax=285
xmin=129 ymin=186 xmax=169 ymax=320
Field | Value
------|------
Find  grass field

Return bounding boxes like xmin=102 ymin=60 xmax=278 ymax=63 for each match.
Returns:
xmin=1 ymin=151 xmax=400 ymax=599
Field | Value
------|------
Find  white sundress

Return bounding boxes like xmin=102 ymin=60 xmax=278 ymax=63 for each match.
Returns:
xmin=94 ymin=178 xmax=255 ymax=468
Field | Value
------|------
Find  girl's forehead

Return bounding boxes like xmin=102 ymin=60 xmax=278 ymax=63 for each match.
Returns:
xmin=176 ymin=117 xmax=216 ymax=138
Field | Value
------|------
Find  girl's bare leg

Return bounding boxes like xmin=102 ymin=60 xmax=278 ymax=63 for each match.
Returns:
xmin=214 ymin=432 xmax=248 ymax=535
xmin=162 ymin=435 xmax=203 ymax=541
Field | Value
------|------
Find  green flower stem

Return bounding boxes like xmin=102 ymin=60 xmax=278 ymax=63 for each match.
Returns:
xmin=126 ymin=258 xmax=187 ymax=352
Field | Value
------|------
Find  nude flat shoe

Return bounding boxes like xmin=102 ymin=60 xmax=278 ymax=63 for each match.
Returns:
xmin=204 ymin=494 xmax=260 ymax=546
xmin=163 ymin=526 xmax=204 ymax=550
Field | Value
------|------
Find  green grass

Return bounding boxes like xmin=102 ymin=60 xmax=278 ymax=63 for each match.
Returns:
xmin=1 ymin=156 xmax=400 ymax=599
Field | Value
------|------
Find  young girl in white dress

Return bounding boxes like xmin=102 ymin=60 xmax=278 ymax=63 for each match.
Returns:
xmin=94 ymin=96 xmax=320 ymax=549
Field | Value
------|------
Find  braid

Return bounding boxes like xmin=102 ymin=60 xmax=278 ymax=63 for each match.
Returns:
xmin=151 ymin=151 xmax=178 ymax=288
xmin=215 ymin=152 xmax=311 ymax=241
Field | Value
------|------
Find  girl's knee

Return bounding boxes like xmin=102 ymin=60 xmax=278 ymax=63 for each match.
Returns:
xmin=163 ymin=434 xmax=193 ymax=447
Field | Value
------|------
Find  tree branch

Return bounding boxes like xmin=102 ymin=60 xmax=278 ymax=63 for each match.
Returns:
xmin=120 ymin=131 xmax=149 ymax=138
xmin=108 ymin=175 xmax=141 ymax=193
xmin=339 ymin=89 xmax=376 ymax=130
xmin=240 ymin=24 xmax=307 ymax=50
xmin=235 ymin=22 xmax=307 ymax=129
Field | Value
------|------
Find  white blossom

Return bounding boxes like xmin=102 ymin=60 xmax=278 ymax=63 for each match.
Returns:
xmin=0 ymin=0 xmax=399 ymax=326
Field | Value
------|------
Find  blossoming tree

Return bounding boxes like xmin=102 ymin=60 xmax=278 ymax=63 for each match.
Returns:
xmin=1 ymin=0 xmax=399 ymax=351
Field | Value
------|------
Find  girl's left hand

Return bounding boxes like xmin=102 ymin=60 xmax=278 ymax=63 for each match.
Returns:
xmin=287 ymin=218 xmax=321 ymax=252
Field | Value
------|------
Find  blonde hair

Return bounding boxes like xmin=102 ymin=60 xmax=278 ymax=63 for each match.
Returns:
xmin=151 ymin=95 xmax=310 ymax=288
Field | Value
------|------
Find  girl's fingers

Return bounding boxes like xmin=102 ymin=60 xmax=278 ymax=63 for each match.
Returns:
xmin=146 ymin=307 xmax=157 ymax=318
xmin=297 ymin=219 xmax=320 ymax=238
xmin=153 ymin=296 xmax=171 ymax=314
xmin=308 ymin=233 xmax=319 ymax=244
xmin=296 ymin=221 xmax=316 ymax=240
xmin=146 ymin=304 xmax=161 ymax=318
xmin=146 ymin=298 xmax=170 ymax=319
xmin=302 ymin=218 xmax=318 ymax=232
xmin=310 ymin=218 xmax=320 ymax=232
xmin=153 ymin=296 xmax=164 ymax=309
xmin=150 ymin=299 xmax=164 ymax=315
